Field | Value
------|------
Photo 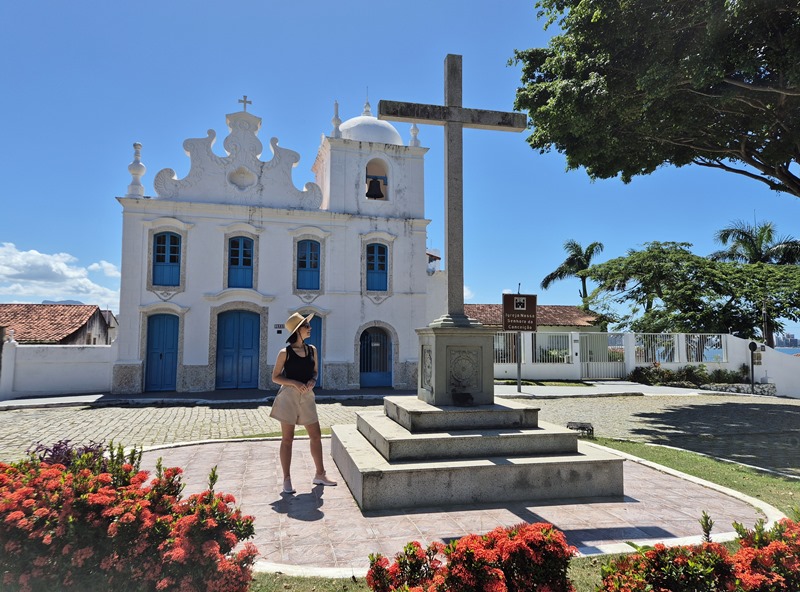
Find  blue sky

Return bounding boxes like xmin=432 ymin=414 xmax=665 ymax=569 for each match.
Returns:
xmin=1 ymin=1 xmax=799 ymax=335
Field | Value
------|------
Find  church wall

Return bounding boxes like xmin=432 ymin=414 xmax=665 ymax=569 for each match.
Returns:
xmin=112 ymin=197 xmax=433 ymax=393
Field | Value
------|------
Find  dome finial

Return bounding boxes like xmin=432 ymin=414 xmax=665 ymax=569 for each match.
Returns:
xmin=362 ymin=87 xmax=372 ymax=117
xmin=126 ymin=142 xmax=147 ymax=198
xmin=409 ymin=123 xmax=421 ymax=147
xmin=332 ymin=100 xmax=342 ymax=138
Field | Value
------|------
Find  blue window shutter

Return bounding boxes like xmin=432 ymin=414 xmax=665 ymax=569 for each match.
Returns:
xmin=366 ymin=243 xmax=388 ymax=291
xmin=297 ymin=240 xmax=320 ymax=290
xmin=153 ymin=232 xmax=181 ymax=287
xmin=228 ymin=237 xmax=253 ymax=288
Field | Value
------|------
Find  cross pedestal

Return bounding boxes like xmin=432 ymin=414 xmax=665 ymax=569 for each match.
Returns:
xmin=417 ymin=325 xmax=495 ymax=406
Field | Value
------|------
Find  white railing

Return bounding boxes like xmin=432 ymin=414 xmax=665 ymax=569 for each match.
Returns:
xmin=685 ymin=333 xmax=726 ymax=363
xmin=494 ymin=332 xmax=520 ymax=364
xmin=634 ymin=333 xmax=727 ymax=364
xmin=532 ymin=332 xmax=571 ymax=364
xmin=635 ymin=333 xmax=677 ymax=364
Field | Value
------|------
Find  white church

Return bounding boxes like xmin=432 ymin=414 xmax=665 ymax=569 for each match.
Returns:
xmin=111 ymin=99 xmax=446 ymax=394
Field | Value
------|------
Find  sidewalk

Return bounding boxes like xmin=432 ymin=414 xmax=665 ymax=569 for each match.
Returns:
xmin=0 ymin=381 xmax=722 ymax=410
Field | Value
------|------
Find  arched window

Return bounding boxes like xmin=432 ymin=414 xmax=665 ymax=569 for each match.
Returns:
xmin=153 ymin=232 xmax=181 ymax=286
xmin=366 ymin=243 xmax=388 ymax=291
xmin=297 ymin=239 xmax=320 ymax=290
xmin=228 ymin=236 xmax=253 ymax=288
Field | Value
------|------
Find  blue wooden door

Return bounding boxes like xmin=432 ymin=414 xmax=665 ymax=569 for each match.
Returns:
xmin=216 ymin=311 xmax=260 ymax=389
xmin=145 ymin=314 xmax=179 ymax=391
xmin=360 ymin=327 xmax=392 ymax=387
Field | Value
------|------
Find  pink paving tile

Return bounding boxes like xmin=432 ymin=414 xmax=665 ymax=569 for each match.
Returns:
xmin=139 ymin=438 xmax=770 ymax=570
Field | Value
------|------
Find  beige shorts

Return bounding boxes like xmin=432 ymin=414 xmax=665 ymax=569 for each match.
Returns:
xmin=269 ymin=385 xmax=319 ymax=426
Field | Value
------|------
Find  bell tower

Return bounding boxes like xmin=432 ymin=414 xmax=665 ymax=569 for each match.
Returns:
xmin=312 ymin=100 xmax=428 ymax=217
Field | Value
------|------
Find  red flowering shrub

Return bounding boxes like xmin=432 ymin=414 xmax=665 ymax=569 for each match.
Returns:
xmin=0 ymin=443 xmax=257 ymax=592
xmin=599 ymin=542 xmax=736 ymax=591
xmin=732 ymin=517 xmax=800 ymax=591
xmin=366 ymin=522 xmax=576 ymax=592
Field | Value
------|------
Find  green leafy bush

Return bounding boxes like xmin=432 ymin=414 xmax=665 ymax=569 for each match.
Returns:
xmin=0 ymin=441 xmax=257 ymax=592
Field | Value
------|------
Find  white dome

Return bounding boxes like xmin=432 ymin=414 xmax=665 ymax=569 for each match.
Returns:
xmin=339 ymin=101 xmax=403 ymax=146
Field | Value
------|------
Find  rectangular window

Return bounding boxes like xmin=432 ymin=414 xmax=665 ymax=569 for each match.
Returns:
xmin=366 ymin=243 xmax=388 ymax=291
xmin=297 ymin=240 xmax=320 ymax=290
xmin=153 ymin=232 xmax=181 ymax=286
xmin=228 ymin=236 xmax=254 ymax=288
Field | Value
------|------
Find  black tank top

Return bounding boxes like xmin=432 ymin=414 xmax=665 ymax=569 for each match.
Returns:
xmin=283 ymin=344 xmax=315 ymax=383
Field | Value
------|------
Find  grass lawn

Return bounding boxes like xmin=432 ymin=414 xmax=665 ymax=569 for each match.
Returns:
xmin=247 ymin=438 xmax=799 ymax=592
xmin=496 ymin=379 xmax=591 ymax=387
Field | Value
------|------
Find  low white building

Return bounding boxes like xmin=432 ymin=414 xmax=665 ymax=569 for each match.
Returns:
xmin=112 ymin=101 xmax=446 ymax=394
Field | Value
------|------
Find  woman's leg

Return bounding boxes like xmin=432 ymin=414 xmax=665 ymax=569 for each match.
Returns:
xmin=279 ymin=422 xmax=295 ymax=479
xmin=305 ymin=421 xmax=325 ymax=475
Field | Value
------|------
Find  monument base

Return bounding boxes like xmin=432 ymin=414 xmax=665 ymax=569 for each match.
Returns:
xmin=331 ymin=396 xmax=625 ymax=511
xmin=417 ymin=321 xmax=495 ymax=406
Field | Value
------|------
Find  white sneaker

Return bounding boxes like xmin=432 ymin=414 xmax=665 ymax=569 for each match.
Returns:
xmin=312 ymin=474 xmax=337 ymax=486
xmin=282 ymin=478 xmax=296 ymax=494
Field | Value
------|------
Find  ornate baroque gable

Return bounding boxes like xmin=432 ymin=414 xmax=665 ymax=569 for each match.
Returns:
xmin=153 ymin=109 xmax=322 ymax=209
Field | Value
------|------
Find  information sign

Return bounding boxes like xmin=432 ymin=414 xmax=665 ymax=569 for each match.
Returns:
xmin=502 ymin=294 xmax=537 ymax=331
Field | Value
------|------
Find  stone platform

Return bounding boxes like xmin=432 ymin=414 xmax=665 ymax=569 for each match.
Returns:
xmin=331 ymin=396 xmax=624 ymax=511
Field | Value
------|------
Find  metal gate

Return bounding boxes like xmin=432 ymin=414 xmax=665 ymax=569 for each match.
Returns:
xmin=359 ymin=327 xmax=392 ymax=387
xmin=580 ymin=333 xmax=625 ymax=379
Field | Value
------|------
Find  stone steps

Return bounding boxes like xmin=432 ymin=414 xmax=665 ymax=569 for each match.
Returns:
xmin=384 ymin=396 xmax=540 ymax=431
xmin=331 ymin=423 xmax=625 ymax=510
xmin=356 ymin=411 xmax=577 ymax=461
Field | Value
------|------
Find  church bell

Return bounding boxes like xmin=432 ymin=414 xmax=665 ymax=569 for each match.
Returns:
xmin=366 ymin=177 xmax=385 ymax=199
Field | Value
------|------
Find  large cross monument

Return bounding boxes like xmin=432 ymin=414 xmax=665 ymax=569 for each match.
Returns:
xmin=379 ymin=54 xmax=526 ymax=405
xmin=331 ymin=55 xmax=625 ymax=511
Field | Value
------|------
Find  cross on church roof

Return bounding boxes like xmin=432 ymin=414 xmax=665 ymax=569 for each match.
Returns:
xmin=238 ymin=95 xmax=252 ymax=112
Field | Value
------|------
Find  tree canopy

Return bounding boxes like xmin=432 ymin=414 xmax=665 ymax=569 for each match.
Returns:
xmin=512 ymin=0 xmax=800 ymax=197
xmin=583 ymin=241 xmax=800 ymax=344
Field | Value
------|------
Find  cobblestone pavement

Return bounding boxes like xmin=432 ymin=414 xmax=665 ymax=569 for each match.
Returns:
xmin=1 ymin=393 xmax=799 ymax=477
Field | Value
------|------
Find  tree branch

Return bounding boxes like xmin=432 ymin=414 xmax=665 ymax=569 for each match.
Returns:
xmin=722 ymin=78 xmax=800 ymax=97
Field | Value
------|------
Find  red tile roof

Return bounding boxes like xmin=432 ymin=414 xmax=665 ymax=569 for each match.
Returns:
xmin=464 ymin=304 xmax=598 ymax=328
xmin=0 ymin=304 xmax=100 ymax=343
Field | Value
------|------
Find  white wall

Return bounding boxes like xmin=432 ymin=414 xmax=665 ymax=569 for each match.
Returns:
xmin=0 ymin=341 xmax=115 ymax=400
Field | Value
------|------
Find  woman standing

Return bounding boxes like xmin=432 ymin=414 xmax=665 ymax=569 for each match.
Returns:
xmin=270 ymin=312 xmax=337 ymax=494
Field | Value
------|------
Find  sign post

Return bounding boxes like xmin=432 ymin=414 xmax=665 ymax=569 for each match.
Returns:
xmin=502 ymin=294 xmax=537 ymax=392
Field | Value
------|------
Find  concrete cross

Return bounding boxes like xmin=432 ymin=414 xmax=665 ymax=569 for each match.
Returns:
xmin=378 ymin=54 xmax=526 ymax=327
xmin=238 ymin=95 xmax=252 ymax=112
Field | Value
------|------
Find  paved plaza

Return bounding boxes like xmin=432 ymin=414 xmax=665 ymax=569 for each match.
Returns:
xmin=1 ymin=383 xmax=798 ymax=575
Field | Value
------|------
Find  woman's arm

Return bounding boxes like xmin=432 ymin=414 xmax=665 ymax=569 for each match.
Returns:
xmin=307 ymin=345 xmax=319 ymax=389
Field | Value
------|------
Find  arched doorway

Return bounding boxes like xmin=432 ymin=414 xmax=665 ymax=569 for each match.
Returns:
xmin=145 ymin=314 xmax=179 ymax=391
xmin=359 ymin=327 xmax=392 ymax=387
xmin=216 ymin=310 xmax=260 ymax=389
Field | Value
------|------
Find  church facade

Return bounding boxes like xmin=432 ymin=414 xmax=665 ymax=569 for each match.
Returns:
xmin=111 ymin=101 xmax=445 ymax=394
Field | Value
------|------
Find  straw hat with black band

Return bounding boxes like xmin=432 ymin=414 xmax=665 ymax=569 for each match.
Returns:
xmin=285 ymin=312 xmax=314 ymax=341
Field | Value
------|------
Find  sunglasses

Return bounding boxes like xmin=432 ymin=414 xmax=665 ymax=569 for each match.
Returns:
xmin=300 ymin=323 xmax=310 ymax=329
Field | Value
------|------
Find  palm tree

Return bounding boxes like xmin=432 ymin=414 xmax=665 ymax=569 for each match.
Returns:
xmin=540 ymin=239 xmax=604 ymax=303
xmin=710 ymin=220 xmax=800 ymax=347
xmin=710 ymin=220 xmax=800 ymax=264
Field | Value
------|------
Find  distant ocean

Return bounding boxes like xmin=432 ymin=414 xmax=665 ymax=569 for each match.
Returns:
xmin=776 ymin=347 xmax=800 ymax=356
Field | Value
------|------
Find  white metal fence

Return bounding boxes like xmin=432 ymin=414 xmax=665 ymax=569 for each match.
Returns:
xmin=635 ymin=333 xmax=727 ymax=364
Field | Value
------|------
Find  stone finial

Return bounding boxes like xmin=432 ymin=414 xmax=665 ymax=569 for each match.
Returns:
xmin=362 ymin=99 xmax=372 ymax=117
xmin=126 ymin=142 xmax=146 ymax=198
xmin=409 ymin=123 xmax=420 ymax=147
xmin=7 ymin=329 xmax=15 ymax=343
xmin=331 ymin=100 xmax=342 ymax=138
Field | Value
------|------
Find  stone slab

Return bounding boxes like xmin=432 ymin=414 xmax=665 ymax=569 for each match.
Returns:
xmin=331 ymin=424 xmax=625 ymax=511
xmin=384 ymin=396 xmax=540 ymax=431
xmin=356 ymin=411 xmax=577 ymax=461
